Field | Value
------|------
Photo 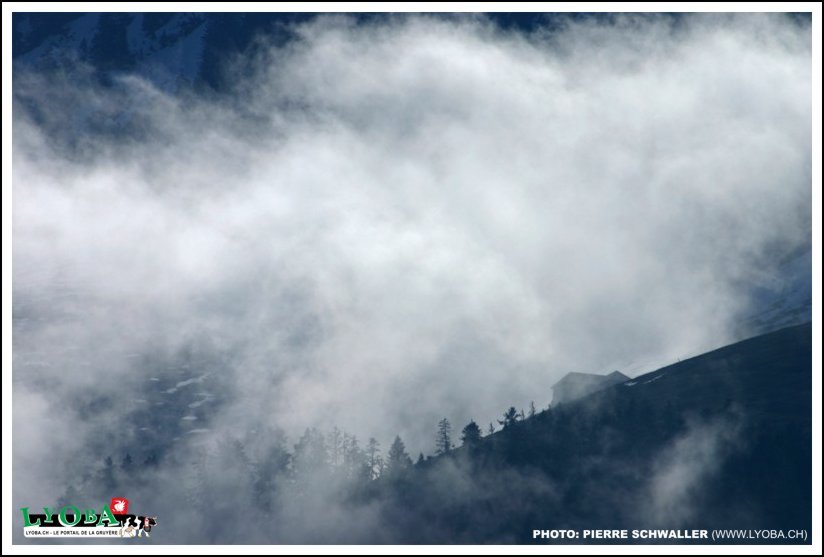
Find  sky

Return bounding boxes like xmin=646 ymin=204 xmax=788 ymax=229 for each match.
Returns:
xmin=10 ymin=12 xmax=813 ymax=526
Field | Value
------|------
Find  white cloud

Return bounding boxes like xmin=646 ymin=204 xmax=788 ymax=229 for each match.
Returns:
xmin=13 ymin=13 xmax=811 ymax=483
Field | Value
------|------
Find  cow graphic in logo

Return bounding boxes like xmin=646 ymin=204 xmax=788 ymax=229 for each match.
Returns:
xmin=139 ymin=516 xmax=157 ymax=538
xmin=117 ymin=514 xmax=158 ymax=538
xmin=111 ymin=497 xmax=129 ymax=514
xmin=120 ymin=517 xmax=138 ymax=538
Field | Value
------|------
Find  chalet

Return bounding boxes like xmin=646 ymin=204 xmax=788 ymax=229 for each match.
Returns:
xmin=551 ymin=370 xmax=630 ymax=405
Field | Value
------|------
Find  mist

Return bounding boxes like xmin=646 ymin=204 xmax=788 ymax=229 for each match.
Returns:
xmin=12 ymin=13 xmax=811 ymax=542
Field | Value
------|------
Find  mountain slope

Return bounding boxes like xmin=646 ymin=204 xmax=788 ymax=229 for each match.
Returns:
xmin=369 ymin=322 xmax=812 ymax=543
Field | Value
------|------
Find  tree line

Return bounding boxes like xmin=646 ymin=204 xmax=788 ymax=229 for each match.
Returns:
xmin=84 ymin=400 xmax=545 ymax=502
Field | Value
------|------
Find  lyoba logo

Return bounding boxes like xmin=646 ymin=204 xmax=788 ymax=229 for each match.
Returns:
xmin=22 ymin=497 xmax=158 ymax=538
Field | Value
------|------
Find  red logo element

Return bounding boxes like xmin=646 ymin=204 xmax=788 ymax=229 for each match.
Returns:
xmin=110 ymin=497 xmax=129 ymax=514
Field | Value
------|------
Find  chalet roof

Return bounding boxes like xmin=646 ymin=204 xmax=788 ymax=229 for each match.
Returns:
xmin=552 ymin=372 xmax=607 ymax=389
xmin=606 ymin=370 xmax=630 ymax=381
xmin=552 ymin=370 xmax=629 ymax=389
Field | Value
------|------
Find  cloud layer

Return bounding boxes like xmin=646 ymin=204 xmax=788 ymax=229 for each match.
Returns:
xmin=13 ymin=13 xmax=811 ymax=515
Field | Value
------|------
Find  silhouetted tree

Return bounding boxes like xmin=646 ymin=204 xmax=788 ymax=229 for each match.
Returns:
xmin=488 ymin=422 xmax=496 ymax=435
xmin=529 ymin=401 xmax=537 ymax=418
xmin=461 ymin=420 xmax=483 ymax=447
xmin=385 ymin=435 xmax=412 ymax=477
xmin=343 ymin=434 xmax=370 ymax=481
xmin=253 ymin=434 xmax=291 ymax=511
xmin=417 ymin=452 xmax=425 ymax=465
xmin=366 ymin=437 xmax=382 ymax=479
xmin=435 ymin=418 xmax=453 ymax=455
xmin=498 ymin=406 xmax=520 ymax=428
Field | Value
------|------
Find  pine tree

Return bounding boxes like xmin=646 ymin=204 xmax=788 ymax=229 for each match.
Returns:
xmin=461 ymin=420 xmax=482 ymax=447
xmin=435 ymin=418 xmax=452 ymax=455
xmin=529 ymin=401 xmax=536 ymax=418
xmin=343 ymin=434 xmax=369 ymax=481
xmin=293 ymin=427 xmax=328 ymax=478
xmin=253 ymin=434 xmax=291 ymax=512
xmin=366 ymin=437 xmax=382 ymax=480
xmin=385 ymin=435 xmax=412 ymax=477
xmin=498 ymin=406 xmax=520 ymax=428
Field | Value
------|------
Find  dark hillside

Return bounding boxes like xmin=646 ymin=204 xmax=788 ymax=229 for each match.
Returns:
xmin=369 ymin=322 xmax=812 ymax=543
